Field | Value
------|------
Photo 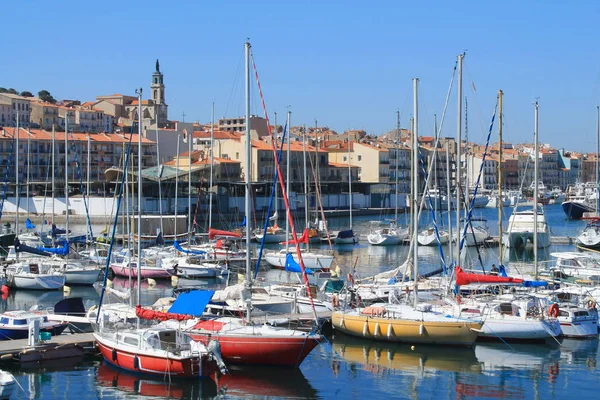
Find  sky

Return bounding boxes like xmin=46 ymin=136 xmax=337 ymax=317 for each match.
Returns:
xmin=3 ymin=1 xmax=600 ymax=152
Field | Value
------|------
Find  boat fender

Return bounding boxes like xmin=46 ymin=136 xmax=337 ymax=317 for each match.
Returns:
xmin=111 ymin=348 xmax=117 ymax=362
xmin=147 ymin=278 xmax=156 ymax=287
xmin=588 ymin=300 xmax=597 ymax=310
xmin=347 ymin=273 xmax=355 ymax=286
xmin=456 ymin=295 xmax=461 ymax=304
xmin=387 ymin=324 xmax=393 ymax=338
xmin=133 ymin=355 xmax=139 ymax=369
xmin=419 ymin=323 xmax=424 ymax=336
xmin=362 ymin=321 xmax=368 ymax=336
xmin=374 ymin=323 xmax=380 ymax=337
xmin=0 ymin=285 xmax=9 ymax=295
xmin=0 ymin=354 xmax=12 ymax=361
xmin=340 ymin=317 xmax=345 ymax=328
xmin=332 ymin=295 xmax=340 ymax=308
xmin=548 ymin=303 xmax=559 ymax=318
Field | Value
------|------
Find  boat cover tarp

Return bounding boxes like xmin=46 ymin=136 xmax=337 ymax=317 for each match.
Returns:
xmin=192 ymin=319 xmax=226 ymax=332
xmin=54 ymin=297 xmax=86 ymax=316
xmin=25 ymin=218 xmax=35 ymax=230
xmin=168 ymin=290 xmax=215 ymax=317
xmin=37 ymin=241 xmax=69 ymax=256
xmin=455 ymin=266 xmax=523 ymax=286
xmin=136 ymin=305 xmax=194 ymax=321
xmin=173 ymin=240 xmax=206 ymax=255
xmin=522 ymin=280 xmax=548 ymax=287
xmin=284 ymin=253 xmax=314 ymax=275
xmin=13 ymin=237 xmax=51 ymax=257
xmin=211 ymin=283 xmax=244 ymax=302
xmin=51 ymin=224 xmax=67 ymax=238
xmin=282 ymin=228 xmax=309 ymax=245
xmin=337 ymin=229 xmax=355 ymax=239
xmin=208 ymin=228 xmax=241 ymax=240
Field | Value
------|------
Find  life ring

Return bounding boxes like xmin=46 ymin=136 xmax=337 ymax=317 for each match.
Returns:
xmin=548 ymin=303 xmax=559 ymax=318
xmin=332 ymin=295 xmax=340 ymax=308
xmin=588 ymin=300 xmax=597 ymax=310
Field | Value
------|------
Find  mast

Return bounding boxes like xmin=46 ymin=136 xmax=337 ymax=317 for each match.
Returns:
xmin=15 ymin=114 xmax=20 ymax=261
xmin=498 ymin=90 xmax=504 ymax=265
xmin=464 ymin=96 xmax=469 ymax=216
xmin=285 ymin=110 xmax=291 ymax=254
xmin=455 ymin=53 xmax=464 ymax=263
xmin=65 ymin=112 xmax=70 ymax=245
xmin=208 ymin=102 xmax=214 ymax=229
xmin=86 ymin=134 xmax=91 ymax=243
xmin=303 ymin=125 xmax=309 ymax=251
xmin=596 ymin=106 xmax=600 ymax=217
xmin=533 ymin=100 xmax=539 ymax=279
xmin=51 ymin=126 xmax=55 ymax=227
xmin=395 ymin=111 xmax=400 ymax=223
xmin=26 ymin=129 xmax=30 ymax=221
xmin=136 ymin=88 xmax=143 ymax=319
xmin=412 ymin=78 xmax=419 ymax=307
xmin=156 ymin=109 xmax=164 ymax=236
xmin=244 ymin=40 xmax=252 ymax=322
xmin=187 ymin=113 xmax=192 ymax=247
xmin=174 ymin=129 xmax=180 ymax=239
xmin=446 ymin=140 xmax=453 ymax=262
xmin=348 ymin=130 xmax=352 ymax=230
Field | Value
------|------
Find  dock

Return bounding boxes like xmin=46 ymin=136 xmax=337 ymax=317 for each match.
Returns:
xmin=0 ymin=332 xmax=96 ymax=362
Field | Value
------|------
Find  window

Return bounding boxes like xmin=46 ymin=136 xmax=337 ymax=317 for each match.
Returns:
xmin=236 ymin=152 xmax=239 ymax=159
xmin=0 ymin=318 xmax=8 ymax=324
xmin=14 ymin=319 xmax=27 ymax=325
xmin=343 ymin=156 xmax=347 ymax=162
xmin=358 ymin=155 xmax=362 ymax=161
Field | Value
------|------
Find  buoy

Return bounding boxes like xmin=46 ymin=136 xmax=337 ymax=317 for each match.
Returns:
xmin=340 ymin=318 xmax=345 ymax=328
xmin=419 ymin=323 xmax=424 ymax=336
xmin=0 ymin=354 xmax=12 ymax=361
xmin=387 ymin=324 xmax=393 ymax=338
xmin=0 ymin=285 xmax=9 ymax=294
xmin=171 ymin=275 xmax=179 ymax=287
xmin=411 ymin=345 xmax=415 ymax=351
xmin=107 ymin=279 xmax=113 ymax=288
xmin=362 ymin=321 xmax=368 ymax=336
xmin=374 ymin=323 xmax=380 ymax=337
xmin=147 ymin=278 xmax=156 ymax=287
xmin=63 ymin=285 xmax=71 ymax=294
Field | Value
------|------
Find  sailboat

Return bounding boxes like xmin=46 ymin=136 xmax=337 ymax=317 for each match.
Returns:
xmin=332 ymin=76 xmax=482 ymax=346
xmin=333 ymin=131 xmax=358 ymax=244
xmin=93 ymin=89 xmax=222 ymax=380
xmin=577 ymin=106 xmax=600 ymax=248
xmin=368 ymin=112 xmax=409 ymax=246
xmin=183 ymin=42 xmax=321 ymax=366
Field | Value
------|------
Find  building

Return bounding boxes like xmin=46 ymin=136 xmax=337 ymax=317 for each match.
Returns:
xmin=218 ymin=115 xmax=269 ymax=138
xmin=30 ymin=101 xmax=60 ymax=130
xmin=0 ymin=93 xmax=31 ymax=127
xmin=327 ymin=140 xmax=389 ymax=183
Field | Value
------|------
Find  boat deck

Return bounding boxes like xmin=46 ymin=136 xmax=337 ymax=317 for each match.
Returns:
xmin=0 ymin=332 xmax=96 ymax=358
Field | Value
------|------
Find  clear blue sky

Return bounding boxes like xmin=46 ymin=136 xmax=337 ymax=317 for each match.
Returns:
xmin=3 ymin=1 xmax=600 ymax=152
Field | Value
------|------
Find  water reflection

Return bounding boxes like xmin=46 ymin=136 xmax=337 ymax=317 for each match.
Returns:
xmin=219 ymin=366 xmax=317 ymax=399
xmin=331 ymin=333 xmax=481 ymax=375
xmin=475 ymin=342 xmax=561 ymax=372
xmin=96 ymin=361 xmax=218 ymax=399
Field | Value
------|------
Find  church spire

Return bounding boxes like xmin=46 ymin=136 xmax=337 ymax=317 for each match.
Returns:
xmin=155 ymin=59 xmax=160 ymax=73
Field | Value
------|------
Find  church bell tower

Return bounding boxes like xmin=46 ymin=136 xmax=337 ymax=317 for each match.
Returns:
xmin=151 ymin=59 xmax=165 ymax=104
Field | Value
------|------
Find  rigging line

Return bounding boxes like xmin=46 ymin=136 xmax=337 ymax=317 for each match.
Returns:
xmin=459 ymin=102 xmax=498 ymax=253
xmin=251 ymin=51 xmax=319 ymax=322
xmin=307 ymin=137 xmax=333 ymax=250
xmin=224 ymin=48 xmax=245 ymax=119
xmin=463 ymin=64 xmax=489 ymax=138
xmin=0 ymin=136 xmax=15 ymax=221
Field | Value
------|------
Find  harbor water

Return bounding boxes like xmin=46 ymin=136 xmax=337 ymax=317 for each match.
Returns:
xmin=3 ymin=203 xmax=600 ymax=399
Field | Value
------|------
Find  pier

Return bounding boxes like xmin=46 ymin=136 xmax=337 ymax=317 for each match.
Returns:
xmin=0 ymin=332 xmax=96 ymax=363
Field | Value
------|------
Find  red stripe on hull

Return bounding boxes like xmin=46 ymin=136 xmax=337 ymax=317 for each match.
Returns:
xmin=190 ymin=333 xmax=319 ymax=366
xmin=97 ymin=341 xmax=216 ymax=378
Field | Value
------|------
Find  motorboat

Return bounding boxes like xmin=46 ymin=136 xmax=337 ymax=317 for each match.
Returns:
xmin=555 ymin=303 xmax=598 ymax=338
xmin=542 ymin=252 xmax=600 ymax=282
xmin=0 ymin=310 xmax=68 ymax=340
xmin=577 ymin=218 xmax=600 ymax=249
xmin=503 ymin=204 xmax=550 ymax=248
xmin=562 ymin=182 xmax=598 ymax=220
xmin=5 ymin=261 xmax=66 ymax=290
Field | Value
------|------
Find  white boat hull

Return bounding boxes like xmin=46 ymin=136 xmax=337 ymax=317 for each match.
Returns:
xmin=63 ymin=269 xmax=101 ymax=286
xmin=264 ymin=251 xmax=334 ymax=271
xmin=255 ymin=233 xmax=289 ymax=244
xmin=503 ymin=231 xmax=550 ymax=248
xmin=7 ymin=273 xmax=65 ymax=290
xmin=479 ymin=318 xmax=561 ymax=340
xmin=418 ymin=230 xmax=449 ymax=246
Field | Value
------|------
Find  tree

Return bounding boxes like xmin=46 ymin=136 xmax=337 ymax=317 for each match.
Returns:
xmin=7 ymin=88 xmax=17 ymax=94
xmin=38 ymin=89 xmax=56 ymax=104
xmin=0 ymin=88 xmax=7 ymax=93
xmin=20 ymin=91 xmax=33 ymax=97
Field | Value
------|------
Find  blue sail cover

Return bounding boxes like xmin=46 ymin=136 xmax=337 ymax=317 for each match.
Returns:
xmin=337 ymin=229 xmax=355 ymax=239
xmin=25 ymin=218 xmax=35 ymax=230
xmin=51 ymin=224 xmax=67 ymax=238
xmin=168 ymin=290 xmax=215 ymax=316
xmin=522 ymin=280 xmax=548 ymax=287
xmin=37 ymin=241 xmax=69 ymax=256
xmin=173 ymin=240 xmax=206 ymax=255
xmin=498 ymin=264 xmax=508 ymax=278
xmin=13 ymin=238 xmax=51 ymax=257
xmin=240 ymin=216 xmax=247 ymax=228
xmin=285 ymin=253 xmax=314 ymax=275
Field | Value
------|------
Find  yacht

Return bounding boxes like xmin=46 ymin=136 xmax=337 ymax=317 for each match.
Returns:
xmin=562 ymin=182 xmax=598 ymax=220
xmin=503 ymin=204 xmax=550 ymax=248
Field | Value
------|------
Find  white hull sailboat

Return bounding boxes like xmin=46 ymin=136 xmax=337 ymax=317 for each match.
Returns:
xmin=264 ymin=249 xmax=334 ymax=272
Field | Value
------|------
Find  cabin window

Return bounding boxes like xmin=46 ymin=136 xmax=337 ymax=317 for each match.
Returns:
xmin=498 ymin=303 xmax=513 ymax=314
xmin=575 ymin=311 xmax=589 ymax=317
xmin=14 ymin=319 xmax=27 ymax=325
xmin=559 ymin=310 xmax=569 ymax=317
xmin=0 ymin=318 xmax=8 ymax=324
xmin=123 ymin=336 xmax=139 ymax=346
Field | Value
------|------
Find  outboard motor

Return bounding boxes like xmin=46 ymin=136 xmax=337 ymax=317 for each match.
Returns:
xmin=207 ymin=339 xmax=228 ymax=375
